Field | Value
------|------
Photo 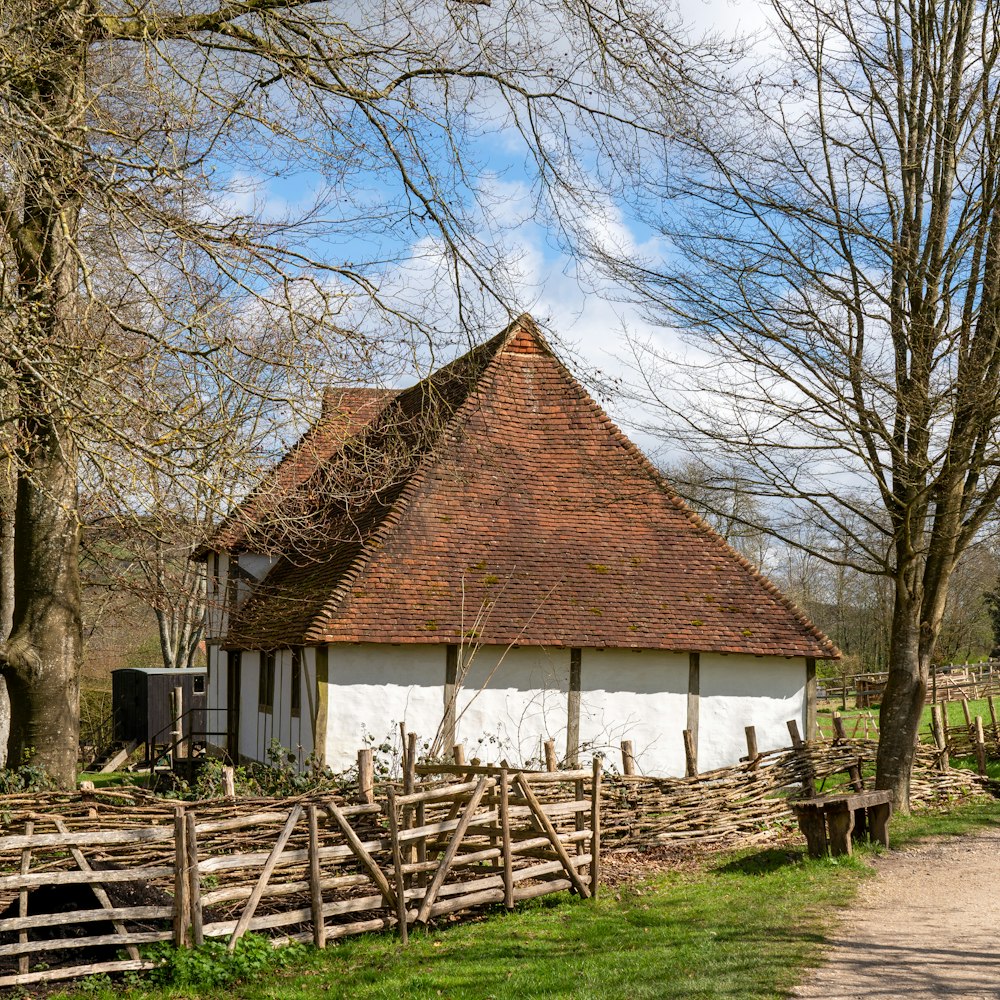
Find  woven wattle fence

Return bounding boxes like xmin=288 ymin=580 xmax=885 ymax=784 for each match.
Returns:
xmin=599 ymin=737 xmax=993 ymax=848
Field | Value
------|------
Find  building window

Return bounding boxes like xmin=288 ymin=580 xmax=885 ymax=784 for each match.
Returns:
xmin=258 ymin=651 xmax=275 ymax=713
xmin=290 ymin=649 xmax=301 ymax=718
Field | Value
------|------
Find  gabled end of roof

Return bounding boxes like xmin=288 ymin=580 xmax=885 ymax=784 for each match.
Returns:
xmin=501 ymin=313 xmax=551 ymax=356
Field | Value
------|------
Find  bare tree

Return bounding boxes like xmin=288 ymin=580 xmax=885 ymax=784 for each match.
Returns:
xmin=597 ymin=0 xmax=1000 ymax=808
xmin=0 ymin=0 xmax=691 ymax=783
xmin=664 ymin=458 xmax=772 ymax=569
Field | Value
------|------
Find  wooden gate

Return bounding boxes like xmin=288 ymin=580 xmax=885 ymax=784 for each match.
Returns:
xmin=0 ymin=761 xmax=602 ymax=988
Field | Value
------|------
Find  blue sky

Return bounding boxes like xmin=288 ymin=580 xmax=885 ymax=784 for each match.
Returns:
xmin=221 ymin=0 xmax=770 ymax=455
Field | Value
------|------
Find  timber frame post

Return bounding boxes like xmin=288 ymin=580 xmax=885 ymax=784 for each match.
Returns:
xmin=566 ymin=648 xmax=581 ymax=766
xmin=313 ymin=646 xmax=329 ymax=769
xmin=686 ymin=652 xmax=700 ymax=761
xmin=443 ymin=645 xmax=458 ymax=750
xmin=805 ymin=657 xmax=817 ymax=740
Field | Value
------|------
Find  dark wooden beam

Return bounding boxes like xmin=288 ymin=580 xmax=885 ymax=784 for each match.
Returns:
xmin=805 ymin=656 xmax=817 ymax=740
xmin=687 ymin=652 xmax=700 ymax=768
xmin=444 ymin=645 xmax=458 ymax=749
xmin=567 ymin=648 xmax=582 ymax=765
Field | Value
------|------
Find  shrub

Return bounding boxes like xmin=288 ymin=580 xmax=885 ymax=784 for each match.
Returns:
xmin=144 ymin=933 xmax=307 ymax=988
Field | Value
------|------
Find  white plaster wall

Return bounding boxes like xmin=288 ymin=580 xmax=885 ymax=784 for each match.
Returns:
xmin=698 ymin=654 xmax=806 ymax=772
xmin=325 ymin=644 xmax=445 ymax=772
xmin=234 ymin=650 xmax=313 ymax=765
xmin=205 ymin=643 xmax=227 ymax=754
xmin=240 ymin=650 xmax=263 ymax=762
xmin=239 ymin=553 xmax=277 ymax=579
xmin=264 ymin=650 xmax=302 ymax=762
xmin=204 ymin=553 xmax=228 ymax=639
xmin=454 ymin=646 xmax=569 ymax=766
xmin=578 ymin=649 xmax=688 ymax=776
xmin=205 ymin=646 xmax=316 ymax=766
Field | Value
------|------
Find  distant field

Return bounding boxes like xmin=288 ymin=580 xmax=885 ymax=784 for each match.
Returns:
xmin=817 ymin=696 xmax=999 ymax=742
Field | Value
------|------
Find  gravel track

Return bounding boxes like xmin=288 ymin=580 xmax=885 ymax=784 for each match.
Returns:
xmin=791 ymin=828 xmax=1000 ymax=999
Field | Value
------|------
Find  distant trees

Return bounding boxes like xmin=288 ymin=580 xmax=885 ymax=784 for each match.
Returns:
xmin=604 ymin=0 xmax=1000 ymax=808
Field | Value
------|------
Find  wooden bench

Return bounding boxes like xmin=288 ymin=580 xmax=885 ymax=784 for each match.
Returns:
xmin=790 ymin=790 xmax=893 ymax=858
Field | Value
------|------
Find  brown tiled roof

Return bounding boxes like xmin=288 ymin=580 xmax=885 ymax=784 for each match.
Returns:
xmin=197 ymin=387 xmax=398 ymax=557
xmin=224 ymin=315 xmax=839 ymax=659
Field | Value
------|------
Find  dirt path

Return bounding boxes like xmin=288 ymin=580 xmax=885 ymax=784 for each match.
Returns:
xmin=791 ymin=828 xmax=1000 ymax=999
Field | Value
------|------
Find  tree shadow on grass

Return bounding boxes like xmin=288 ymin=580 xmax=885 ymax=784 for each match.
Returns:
xmin=711 ymin=847 xmax=808 ymax=876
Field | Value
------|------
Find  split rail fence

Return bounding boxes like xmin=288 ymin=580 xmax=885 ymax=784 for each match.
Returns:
xmin=2 ymin=711 xmax=998 ymax=990
xmin=0 ymin=761 xmax=601 ymax=990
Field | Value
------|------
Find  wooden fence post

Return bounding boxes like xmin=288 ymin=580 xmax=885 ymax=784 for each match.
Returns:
xmin=308 ymin=804 xmax=326 ymax=949
xmin=222 ymin=766 xmax=236 ymax=799
xmin=620 ymin=740 xmax=636 ymax=776
xmin=186 ymin=812 xmax=203 ymax=947
xmin=401 ymin=729 xmax=416 ymax=865
xmin=590 ymin=756 xmax=602 ymax=898
xmin=931 ymin=703 xmax=950 ymax=772
xmin=830 ymin=714 xmax=863 ymax=790
xmin=357 ymin=748 xmax=374 ymax=804
xmin=18 ymin=821 xmax=32 ymax=975
xmin=744 ymin=726 xmax=759 ymax=769
xmin=682 ymin=729 xmax=697 ymax=778
xmin=962 ymin=698 xmax=973 ymax=732
xmin=174 ymin=807 xmax=190 ymax=948
xmin=975 ymin=716 xmax=987 ymax=776
xmin=385 ymin=787 xmax=409 ymax=945
xmin=831 ymin=712 xmax=845 ymax=741
xmin=786 ymin=719 xmax=815 ymax=796
xmin=453 ymin=743 xmax=466 ymax=766
xmin=989 ymin=696 xmax=1000 ymax=742
xmin=499 ymin=769 xmax=514 ymax=909
xmin=544 ymin=739 xmax=558 ymax=772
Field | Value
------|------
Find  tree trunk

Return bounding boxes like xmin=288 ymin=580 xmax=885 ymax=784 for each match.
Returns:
xmin=875 ymin=598 xmax=928 ymax=811
xmin=0 ymin=455 xmax=12 ymax=640
xmin=0 ymin=450 xmax=14 ymax=765
xmin=1 ymin=421 xmax=82 ymax=786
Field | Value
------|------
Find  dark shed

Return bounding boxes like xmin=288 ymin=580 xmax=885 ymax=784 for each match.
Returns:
xmin=112 ymin=668 xmax=208 ymax=750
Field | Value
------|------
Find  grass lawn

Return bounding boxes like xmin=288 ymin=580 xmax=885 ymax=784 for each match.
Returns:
xmin=49 ymin=798 xmax=1000 ymax=1000
xmin=76 ymin=770 xmax=153 ymax=790
xmin=817 ymin=697 xmax=999 ymax=742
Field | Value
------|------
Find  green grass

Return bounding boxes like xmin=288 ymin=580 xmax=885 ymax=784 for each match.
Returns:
xmin=948 ymin=754 xmax=1000 ymax=780
xmin=889 ymin=796 xmax=1000 ymax=843
xmin=818 ymin=696 xmax=997 ymax=742
xmin=924 ymin=697 xmax=994 ymax=731
xmin=77 ymin=770 xmax=152 ymax=790
xmin=49 ymin=799 xmax=1000 ymax=1000
xmin=57 ymin=855 xmax=867 ymax=1000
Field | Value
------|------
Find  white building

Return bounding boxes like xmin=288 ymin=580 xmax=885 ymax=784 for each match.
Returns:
xmin=197 ymin=315 xmax=838 ymax=775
